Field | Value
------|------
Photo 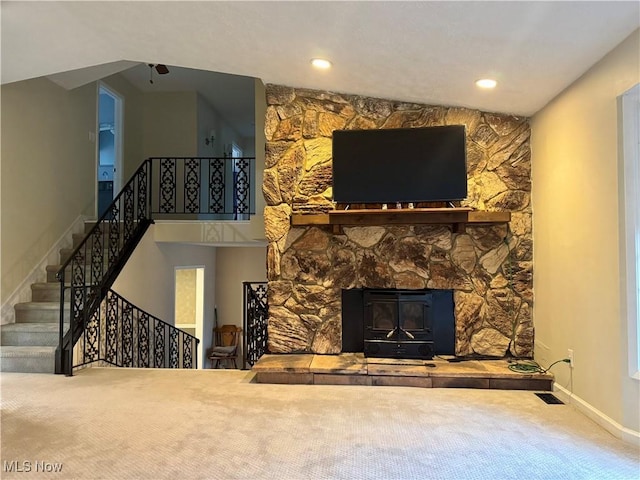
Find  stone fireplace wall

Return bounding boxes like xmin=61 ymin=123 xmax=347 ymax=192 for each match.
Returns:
xmin=263 ymin=85 xmax=533 ymax=358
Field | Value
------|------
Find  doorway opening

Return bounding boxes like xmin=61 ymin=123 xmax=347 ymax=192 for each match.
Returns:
xmin=97 ymin=83 xmax=123 ymax=217
xmin=174 ymin=267 xmax=205 ymax=369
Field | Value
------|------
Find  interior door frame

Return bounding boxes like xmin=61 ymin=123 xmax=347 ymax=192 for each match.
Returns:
xmin=97 ymin=82 xmax=124 ymax=207
xmin=174 ymin=266 xmax=205 ymax=369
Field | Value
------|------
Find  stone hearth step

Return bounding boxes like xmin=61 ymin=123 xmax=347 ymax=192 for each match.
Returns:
xmin=252 ymin=354 xmax=554 ymax=391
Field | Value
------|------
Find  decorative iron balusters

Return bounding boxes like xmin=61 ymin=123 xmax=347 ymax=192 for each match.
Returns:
xmin=138 ymin=313 xmax=150 ymax=368
xmin=90 ymin=227 xmax=103 ymax=285
xmin=183 ymin=335 xmax=193 ymax=369
xmin=184 ymin=158 xmax=201 ymax=214
xmin=150 ymin=157 xmax=255 ymax=217
xmin=154 ymin=322 xmax=165 ymax=368
xmin=105 ymin=291 xmax=118 ymax=364
xmin=209 ymin=158 xmax=225 ymax=213
xmin=234 ymin=158 xmax=250 ymax=214
xmin=136 ymin=166 xmax=148 ymax=223
xmin=84 ymin=308 xmax=100 ymax=363
xmin=122 ymin=303 xmax=134 ymax=367
xmin=170 ymin=328 xmax=179 ymax=368
xmin=123 ymin=185 xmax=134 ymax=244
xmin=108 ymin=203 xmax=120 ymax=269
xmin=243 ymin=282 xmax=269 ymax=369
xmin=159 ymin=158 xmax=176 ymax=213
xmin=72 ymin=290 xmax=199 ymax=370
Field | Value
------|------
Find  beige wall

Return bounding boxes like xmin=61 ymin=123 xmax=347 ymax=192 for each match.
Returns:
xmin=1 ymin=77 xmax=96 ymax=304
xmin=142 ymin=92 xmax=198 ymax=158
xmin=531 ymin=29 xmax=639 ymax=432
xmin=197 ymin=94 xmax=223 ymax=157
xmin=215 ymin=246 xmax=267 ymax=366
xmin=112 ymin=226 xmax=217 ymax=369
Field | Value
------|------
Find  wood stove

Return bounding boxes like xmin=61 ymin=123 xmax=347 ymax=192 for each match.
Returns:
xmin=364 ymin=289 xmax=434 ymax=359
xmin=342 ymin=288 xmax=455 ymax=359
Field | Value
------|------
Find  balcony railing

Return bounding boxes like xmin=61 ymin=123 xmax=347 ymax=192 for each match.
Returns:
xmin=149 ymin=157 xmax=256 ymax=220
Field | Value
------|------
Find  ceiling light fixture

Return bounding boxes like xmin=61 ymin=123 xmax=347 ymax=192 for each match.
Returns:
xmin=475 ymin=78 xmax=497 ymax=89
xmin=311 ymin=58 xmax=332 ymax=69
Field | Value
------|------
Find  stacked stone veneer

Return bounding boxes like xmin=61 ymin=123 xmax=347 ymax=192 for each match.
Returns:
xmin=263 ymin=85 xmax=533 ymax=358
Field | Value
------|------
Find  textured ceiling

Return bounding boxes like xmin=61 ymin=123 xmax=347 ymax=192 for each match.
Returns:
xmin=2 ymin=1 xmax=638 ymax=122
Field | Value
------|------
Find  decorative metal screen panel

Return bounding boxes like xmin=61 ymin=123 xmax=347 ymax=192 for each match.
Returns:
xmin=243 ymin=282 xmax=268 ymax=369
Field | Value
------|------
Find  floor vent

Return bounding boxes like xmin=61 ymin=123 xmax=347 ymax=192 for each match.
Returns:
xmin=535 ymin=392 xmax=564 ymax=404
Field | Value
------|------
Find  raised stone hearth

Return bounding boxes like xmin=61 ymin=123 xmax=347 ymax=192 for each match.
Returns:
xmin=263 ymin=85 xmax=533 ymax=359
xmin=253 ymin=354 xmax=552 ymax=391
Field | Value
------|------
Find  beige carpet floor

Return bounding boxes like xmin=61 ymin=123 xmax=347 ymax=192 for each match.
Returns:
xmin=1 ymin=368 xmax=638 ymax=480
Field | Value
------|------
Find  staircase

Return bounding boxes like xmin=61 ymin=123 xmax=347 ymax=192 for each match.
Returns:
xmin=2 ymin=157 xmax=256 ymax=374
xmin=0 ymin=230 xmax=87 ymax=373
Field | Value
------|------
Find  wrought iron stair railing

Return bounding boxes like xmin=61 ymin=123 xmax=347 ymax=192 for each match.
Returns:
xmin=243 ymin=281 xmax=268 ymax=369
xmin=56 ymin=160 xmax=152 ymax=375
xmin=56 ymin=157 xmax=255 ymax=375
xmin=77 ymin=290 xmax=199 ymax=369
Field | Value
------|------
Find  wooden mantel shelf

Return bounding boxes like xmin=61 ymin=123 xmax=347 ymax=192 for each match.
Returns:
xmin=291 ymin=207 xmax=510 ymax=233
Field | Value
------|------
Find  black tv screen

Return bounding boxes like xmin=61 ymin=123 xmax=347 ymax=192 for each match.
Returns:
xmin=332 ymin=126 xmax=467 ymax=204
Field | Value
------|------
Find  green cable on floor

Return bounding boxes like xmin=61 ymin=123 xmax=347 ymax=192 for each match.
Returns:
xmin=508 ymin=358 xmax=570 ymax=374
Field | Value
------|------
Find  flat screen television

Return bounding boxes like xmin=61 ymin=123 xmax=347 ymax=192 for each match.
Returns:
xmin=332 ymin=125 xmax=467 ymax=204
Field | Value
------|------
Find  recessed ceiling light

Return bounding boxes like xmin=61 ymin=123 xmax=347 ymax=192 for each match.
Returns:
xmin=311 ymin=58 xmax=332 ymax=69
xmin=475 ymin=78 xmax=497 ymax=89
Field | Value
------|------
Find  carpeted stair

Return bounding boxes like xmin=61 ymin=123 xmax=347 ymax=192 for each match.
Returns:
xmin=0 ymin=226 xmax=93 ymax=373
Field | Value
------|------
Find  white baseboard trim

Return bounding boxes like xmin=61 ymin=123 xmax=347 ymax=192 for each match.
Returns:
xmin=0 ymin=215 xmax=88 ymax=325
xmin=554 ymin=383 xmax=640 ymax=446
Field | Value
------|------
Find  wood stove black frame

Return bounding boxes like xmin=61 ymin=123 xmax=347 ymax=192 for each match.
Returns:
xmin=342 ymin=288 xmax=455 ymax=359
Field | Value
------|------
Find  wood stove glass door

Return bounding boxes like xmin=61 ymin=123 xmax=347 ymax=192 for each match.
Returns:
xmin=371 ymin=300 xmax=398 ymax=339
xmin=399 ymin=296 xmax=432 ymax=341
